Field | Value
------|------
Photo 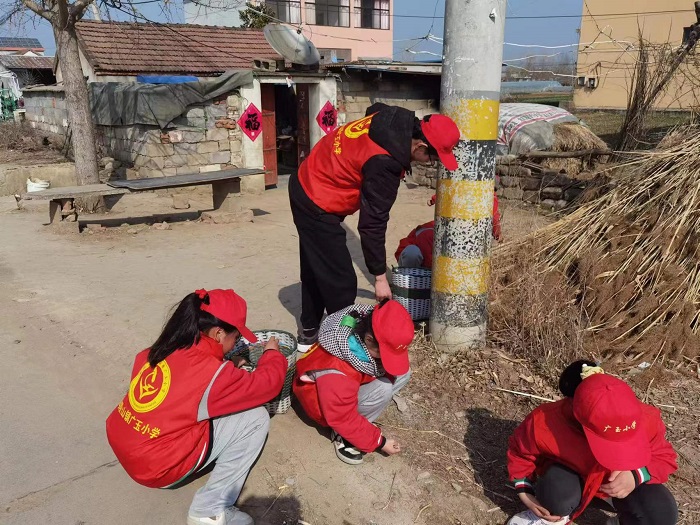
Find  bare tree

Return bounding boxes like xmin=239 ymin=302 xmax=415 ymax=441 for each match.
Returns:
xmin=3 ymin=0 xmax=99 ymax=186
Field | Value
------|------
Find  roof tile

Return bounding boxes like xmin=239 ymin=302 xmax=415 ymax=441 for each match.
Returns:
xmin=0 ymin=55 xmax=55 ymax=70
xmin=75 ymin=20 xmax=280 ymax=76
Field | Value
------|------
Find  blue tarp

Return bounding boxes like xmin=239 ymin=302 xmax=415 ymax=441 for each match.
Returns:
xmin=136 ymin=75 xmax=199 ymax=84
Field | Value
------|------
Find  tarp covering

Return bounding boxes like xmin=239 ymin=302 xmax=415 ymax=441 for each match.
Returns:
xmin=136 ymin=75 xmax=199 ymax=84
xmin=497 ymin=103 xmax=579 ymax=156
xmin=90 ymin=70 xmax=253 ymax=128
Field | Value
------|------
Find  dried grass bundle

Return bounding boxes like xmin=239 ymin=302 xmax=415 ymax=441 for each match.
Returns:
xmin=538 ymin=123 xmax=609 ymax=176
xmin=495 ymin=124 xmax=700 ymax=365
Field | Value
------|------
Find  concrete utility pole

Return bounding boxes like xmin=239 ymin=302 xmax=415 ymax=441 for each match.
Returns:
xmin=430 ymin=0 xmax=507 ymax=351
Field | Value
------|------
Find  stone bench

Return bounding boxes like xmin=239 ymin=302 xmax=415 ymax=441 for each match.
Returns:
xmin=20 ymin=168 xmax=265 ymax=231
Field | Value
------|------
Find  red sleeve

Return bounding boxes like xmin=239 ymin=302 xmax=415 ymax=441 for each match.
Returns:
xmin=205 ymin=350 xmax=288 ymax=418
xmin=507 ymin=411 xmax=541 ymax=483
xmin=645 ymin=407 xmax=677 ymax=484
xmin=316 ymin=374 xmax=383 ymax=453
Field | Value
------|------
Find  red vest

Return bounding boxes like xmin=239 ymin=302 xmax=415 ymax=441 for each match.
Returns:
xmin=106 ymin=336 xmax=224 ymax=488
xmin=395 ymin=220 xmax=435 ymax=268
xmin=293 ymin=343 xmax=375 ymax=427
xmin=298 ymin=114 xmax=393 ymax=215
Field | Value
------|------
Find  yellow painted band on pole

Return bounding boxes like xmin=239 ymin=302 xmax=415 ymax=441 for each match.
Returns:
xmin=432 ymin=255 xmax=490 ymax=296
xmin=443 ymin=99 xmax=500 ymax=141
xmin=436 ymin=179 xmax=493 ymax=220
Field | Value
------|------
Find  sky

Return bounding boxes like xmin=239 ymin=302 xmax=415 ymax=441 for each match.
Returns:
xmin=2 ymin=0 xmax=583 ymax=63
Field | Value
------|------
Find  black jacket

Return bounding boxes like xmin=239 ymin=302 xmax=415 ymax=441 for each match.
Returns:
xmin=289 ymin=103 xmax=415 ymax=275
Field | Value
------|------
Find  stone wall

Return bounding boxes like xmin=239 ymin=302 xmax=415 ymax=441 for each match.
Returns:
xmin=23 ymin=87 xmax=68 ymax=138
xmin=97 ymin=93 xmax=244 ymax=181
xmin=0 ymin=162 xmax=76 ymax=196
xmin=336 ymin=70 xmax=440 ymax=125
xmin=406 ymin=160 xmax=588 ymax=210
xmin=495 ymin=160 xmax=587 ymax=210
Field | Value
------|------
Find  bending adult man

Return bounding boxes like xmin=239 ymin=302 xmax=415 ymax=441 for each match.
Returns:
xmin=289 ymin=103 xmax=460 ymax=349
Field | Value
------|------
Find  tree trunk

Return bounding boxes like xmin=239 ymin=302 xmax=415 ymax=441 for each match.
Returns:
xmin=54 ymin=24 xmax=99 ymax=186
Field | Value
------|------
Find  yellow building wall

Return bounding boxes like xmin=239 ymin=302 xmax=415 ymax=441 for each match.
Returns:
xmin=575 ymin=0 xmax=700 ymax=110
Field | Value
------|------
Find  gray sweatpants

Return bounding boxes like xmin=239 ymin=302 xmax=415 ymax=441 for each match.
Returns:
xmin=357 ymin=371 xmax=411 ymax=422
xmin=188 ymin=406 xmax=270 ymax=518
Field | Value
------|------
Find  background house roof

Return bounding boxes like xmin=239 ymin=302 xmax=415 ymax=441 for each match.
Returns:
xmin=75 ymin=21 xmax=281 ymax=76
xmin=0 ymin=37 xmax=44 ymax=51
xmin=0 ymin=55 xmax=54 ymax=70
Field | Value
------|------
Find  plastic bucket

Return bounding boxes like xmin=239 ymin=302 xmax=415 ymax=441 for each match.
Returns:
xmin=26 ymin=178 xmax=50 ymax=192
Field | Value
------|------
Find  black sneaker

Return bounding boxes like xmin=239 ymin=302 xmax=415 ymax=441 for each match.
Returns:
xmin=297 ymin=328 xmax=319 ymax=353
xmin=331 ymin=430 xmax=364 ymax=465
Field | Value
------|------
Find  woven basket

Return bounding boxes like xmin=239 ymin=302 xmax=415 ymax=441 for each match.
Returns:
xmin=225 ymin=330 xmax=298 ymax=415
xmin=391 ymin=267 xmax=432 ymax=321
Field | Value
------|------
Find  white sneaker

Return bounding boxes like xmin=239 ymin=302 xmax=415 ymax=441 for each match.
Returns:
xmin=187 ymin=507 xmax=254 ymax=525
xmin=507 ymin=510 xmax=569 ymax=525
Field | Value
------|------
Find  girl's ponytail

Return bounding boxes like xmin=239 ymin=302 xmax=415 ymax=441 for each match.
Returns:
xmin=148 ymin=293 xmax=206 ymax=367
xmin=148 ymin=291 xmax=237 ymax=367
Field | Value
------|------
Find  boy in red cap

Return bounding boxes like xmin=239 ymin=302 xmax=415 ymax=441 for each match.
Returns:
xmin=289 ymin=102 xmax=460 ymax=350
xmin=106 ymin=289 xmax=288 ymax=525
xmin=507 ymin=362 xmax=678 ymax=525
xmin=293 ymin=300 xmax=415 ymax=464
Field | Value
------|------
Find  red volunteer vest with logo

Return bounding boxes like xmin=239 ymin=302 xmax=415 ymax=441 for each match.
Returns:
xmin=298 ymin=114 xmax=394 ymax=216
xmin=293 ymin=343 xmax=376 ymax=427
xmin=105 ymin=337 xmax=224 ymax=488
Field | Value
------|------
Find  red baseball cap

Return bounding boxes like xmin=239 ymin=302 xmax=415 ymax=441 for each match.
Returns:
xmin=420 ymin=114 xmax=460 ymax=171
xmin=196 ymin=289 xmax=258 ymax=343
xmin=573 ymin=374 xmax=650 ymax=471
xmin=371 ymin=300 xmax=414 ymax=376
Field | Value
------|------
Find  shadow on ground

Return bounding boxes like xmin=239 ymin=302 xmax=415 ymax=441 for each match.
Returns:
xmin=239 ymin=494 xmax=302 ymax=524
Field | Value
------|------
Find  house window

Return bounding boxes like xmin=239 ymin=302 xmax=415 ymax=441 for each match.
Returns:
xmin=354 ymin=0 xmax=389 ymax=29
xmin=306 ymin=0 xmax=350 ymax=27
xmin=265 ymin=0 xmax=302 ymax=24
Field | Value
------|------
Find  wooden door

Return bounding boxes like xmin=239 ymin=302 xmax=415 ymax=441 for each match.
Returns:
xmin=296 ymin=84 xmax=311 ymax=165
xmin=260 ymin=84 xmax=278 ymax=186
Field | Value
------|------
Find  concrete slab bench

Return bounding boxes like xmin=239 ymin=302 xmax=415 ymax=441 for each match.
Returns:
xmin=20 ymin=168 xmax=265 ymax=231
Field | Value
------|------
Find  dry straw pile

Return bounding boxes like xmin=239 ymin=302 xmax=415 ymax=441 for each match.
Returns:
xmin=493 ymin=124 xmax=700 ymax=366
xmin=537 ymin=122 xmax=610 ymax=177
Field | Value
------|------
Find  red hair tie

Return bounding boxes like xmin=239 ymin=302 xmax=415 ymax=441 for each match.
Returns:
xmin=195 ymin=289 xmax=208 ymax=299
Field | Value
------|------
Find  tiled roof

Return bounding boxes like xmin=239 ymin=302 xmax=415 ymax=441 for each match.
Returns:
xmin=0 ymin=55 xmax=55 ymax=70
xmin=75 ymin=20 xmax=281 ymax=76
xmin=0 ymin=37 xmax=44 ymax=50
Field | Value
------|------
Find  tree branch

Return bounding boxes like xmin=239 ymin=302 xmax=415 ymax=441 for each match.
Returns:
xmin=19 ymin=0 xmax=55 ymax=22
xmin=69 ymin=0 xmax=93 ymax=20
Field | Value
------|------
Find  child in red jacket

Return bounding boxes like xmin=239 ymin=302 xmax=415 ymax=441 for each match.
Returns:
xmin=106 ymin=289 xmax=288 ymax=525
xmin=294 ymin=300 xmax=414 ymax=464
xmin=395 ymin=191 xmax=501 ymax=268
xmin=506 ymin=361 xmax=678 ymax=525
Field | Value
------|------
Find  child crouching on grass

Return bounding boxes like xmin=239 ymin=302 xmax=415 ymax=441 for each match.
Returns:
xmin=294 ymin=300 xmax=414 ymax=464
xmin=507 ymin=360 xmax=678 ymax=525
xmin=106 ymin=289 xmax=288 ymax=525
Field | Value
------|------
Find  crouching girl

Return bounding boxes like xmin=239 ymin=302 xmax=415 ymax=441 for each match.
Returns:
xmin=106 ymin=289 xmax=288 ymax=525
xmin=294 ymin=300 xmax=414 ymax=464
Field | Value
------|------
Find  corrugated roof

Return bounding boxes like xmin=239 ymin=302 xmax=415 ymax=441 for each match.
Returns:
xmin=0 ymin=37 xmax=44 ymax=50
xmin=0 ymin=55 xmax=54 ymax=70
xmin=75 ymin=20 xmax=281 ymax=76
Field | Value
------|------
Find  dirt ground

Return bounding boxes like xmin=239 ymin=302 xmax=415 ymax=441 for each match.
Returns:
xmin=1 ymin=179 xmax=695 ymax=525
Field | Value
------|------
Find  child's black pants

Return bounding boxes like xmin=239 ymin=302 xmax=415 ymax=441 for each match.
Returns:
xmin=289 ymin=173 xmax=357 ymax=331
xmin=536 ymin=463 xmax=678 ymax=525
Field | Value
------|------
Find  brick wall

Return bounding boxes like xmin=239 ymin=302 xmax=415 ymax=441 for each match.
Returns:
xmin=23 ymin=87 xmax=69 ymax=138
xmin=96 ymin=93 xmax=244 ymax=180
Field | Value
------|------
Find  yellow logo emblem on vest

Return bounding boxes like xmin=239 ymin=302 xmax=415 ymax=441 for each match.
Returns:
xmin=129 ymin=361 xmax=171 ymax=413
xmin=344 ymin=115 xmax=373 ymax=139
